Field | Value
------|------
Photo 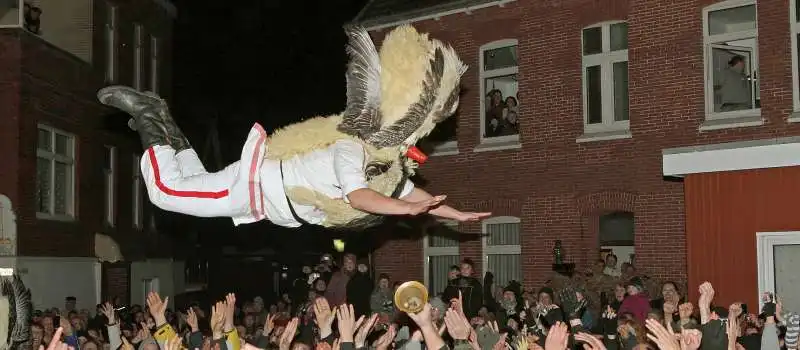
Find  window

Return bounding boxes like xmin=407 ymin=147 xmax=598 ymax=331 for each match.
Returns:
xmin=104 ymin=146 xmax=116 ymax=227
xmin=133 ymin=155 xmax=143 ymax=229
xmin=581 ymin=21 xmax=629 ymax=134
xmin=479 ymin=40 xmax=520 ymax=147
xmin=599 ymin=211 xmax=635 ymax=266
xmin=36 ymin=125 xmax=76 ymax=219
xmin=423 ymin=220 xmax=460 ymax=294
xmin=703 ymin=1 xmax=760 ymax=120
xmin=150 ymin=36 xmax=160 ymax=94
xmin=105 ymin=5 xmax=118 ymax=83
xmin=482 ymin=216 xmax=521 ymax=286
xmin=791 ymin=0 xmax=800 ymax=118
xmin=133 ymin=24 xmax=144 ymax=90
xmin=142 ymin=278 xmax=159 ymax=304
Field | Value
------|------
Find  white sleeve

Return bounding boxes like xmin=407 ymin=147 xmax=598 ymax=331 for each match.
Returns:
xmin=399 ymin=179 xmax=415 ymax=198
xmin=332 ymin=140 xmax=369 ymax=199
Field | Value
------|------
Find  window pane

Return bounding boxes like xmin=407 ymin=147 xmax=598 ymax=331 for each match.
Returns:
xmin=55 ymin=134 xmax=70 ymax=156
xmin=483 ymin=45 xmax=517 ymax=71
xmin=488 ymin=254 xmax=521 ymax=285
xmin=429 ymin=234 xmax=459 ymax=248
xmin=36 ymin=157 xmax=51 ymax=213
xmin=797 ymin=1 xmax=800 ymax=24
xmin=484 ymin=75 xmax=519 ymax=138
xmin=54 ymin=161 xmax=70 ymax=215
xmin=586 ymin=65 xmax=603 ymax=124
xmin=426 ymin=115 xmax=457 ymax=143
xmin=708 ymin=5 xmax=756 ymax=36
xmin=582 ymin=27 xmax=602 ymax=55
xmin=711 ymin=46 xmax=753 ymax=112
xmin=429 ymin=255 xmax=459 ymax=294
xmin=610 ymin=23 xmax=628 ymax=51
xmin=38 ymin=129 xmax=52 ymax=151
xmin=613 ymin=61 xmax=630 ymax=121
xmin=774 ymin=244 xmax=800 ymax=314
xmin=487 ymin=222 xmax=520 ymax=246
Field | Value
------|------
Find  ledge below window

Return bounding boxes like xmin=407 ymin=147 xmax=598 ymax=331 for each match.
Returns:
xmin=788 ymin=111 xmax=800 ymax=123
xmin=576 ymin=129 xmax=632 ymax=143
xmin=473 ymin=140 xmax=522 ymax=153
xmin=36 ymin=212 xmax=76 ymax=222
xmin=427 ymin=141 xmax=459 ymax=157
xmin=699 ymin=115 xmax=764 ymax=131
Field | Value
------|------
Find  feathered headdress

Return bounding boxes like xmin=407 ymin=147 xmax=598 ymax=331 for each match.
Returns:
xmin=0 ymin=275 xmax=31 ymax=350
xmin=337 ymin=24 xmax=467 ymax=152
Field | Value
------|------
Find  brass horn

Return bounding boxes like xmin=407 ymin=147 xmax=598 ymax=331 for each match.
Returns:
xmin=393 ymin=281 xmax=428 ymax=314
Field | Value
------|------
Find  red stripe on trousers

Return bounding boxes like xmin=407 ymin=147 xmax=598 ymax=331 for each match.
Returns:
xmin=248 ymin=124 xmax=267 ymax=218
xmin=147 ymin=147 xmax=230 ymax=199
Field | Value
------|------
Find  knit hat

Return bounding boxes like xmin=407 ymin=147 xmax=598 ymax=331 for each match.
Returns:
xmin=537 ymin=287 xmax=554 ymax=299
xmin=430 ymin=296 xmax=447 ymax=319
xmin=626 ymin=277 xmax=645 ymax=292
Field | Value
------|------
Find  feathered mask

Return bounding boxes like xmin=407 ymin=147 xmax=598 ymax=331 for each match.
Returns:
xmin=0 ymin=275 xmax=31 ymax=350
xmin=336 ymin=25 xmax=467 ymax=160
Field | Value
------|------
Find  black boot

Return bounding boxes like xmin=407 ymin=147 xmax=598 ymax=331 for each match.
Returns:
xmin=153 ymin=100 xmax=192 ymax=153
xmin=97 ymin=86 xmax=171 ymax=149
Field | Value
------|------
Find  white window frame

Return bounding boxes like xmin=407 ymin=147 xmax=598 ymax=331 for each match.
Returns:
xmin=133 ymin=23 xmax=144 ymax=90
xmin=133 ymin=155 xmax=143 ymax=229
xmin=142 ymin=277 xmax=160 ymax=305
xmin=581 ymin=21 xmax=630 ymax=134
xmin=150 ymin=36 xmax=160 ymax=94
xmin=481 ymin=216 xmax=522 ymax=282
xmin=478 ymin=39 xmax=520 ymax=147
xmin=702 ymin=0 xmax=761 ymax=121
xmin=790 ymin=0 xmax=800 ymax=119
xmin=36 ymin=125 xmax=77 ymax=220
xmin=104 ymin=146 xmax=116 ymax=227
xmin=105 ymin=5 xmax=118 ymax=83
xmin=423 ymin=220 xmax=460 ymax=291
xmin=756 ymin=231 xmax=800 ymax=310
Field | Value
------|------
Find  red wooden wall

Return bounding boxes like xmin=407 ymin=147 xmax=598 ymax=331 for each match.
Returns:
xmin=684 ymin=166 xmax=800 ymax=308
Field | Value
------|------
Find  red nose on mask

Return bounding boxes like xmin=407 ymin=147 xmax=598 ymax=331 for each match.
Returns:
xmin=405 ymin=146 xmax=428 ymax=164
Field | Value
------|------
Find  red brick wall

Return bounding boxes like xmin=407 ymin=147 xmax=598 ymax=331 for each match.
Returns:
xmin=369 ymin=0 xmax=800 ymax=291
xmin=0 ymin=0 xmax=174 ymax=259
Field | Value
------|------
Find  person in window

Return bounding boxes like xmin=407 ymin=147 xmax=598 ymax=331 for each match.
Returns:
xmin=714 ymin=55 xmax=752 ymax=112
xmin=500 ymin=96 xmax=519 ymax=136
xmin=603 ymin=254 xmax=621 ymax=277
xmin=485 ymin=89 xmax=506 ymax=137
xmin=444 ymin=259 xmax=483 ymax=319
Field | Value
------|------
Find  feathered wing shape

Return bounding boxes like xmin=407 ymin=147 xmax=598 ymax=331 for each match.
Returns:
xmin=366 ymin=48 xmax=445 ymax=148
xmin=8 ymin=275 xmax=30 ymax=348
xmin=337 ymin=25 xmax=383 ymax=140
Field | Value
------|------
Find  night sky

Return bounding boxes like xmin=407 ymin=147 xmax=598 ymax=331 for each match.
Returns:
xmin=160 ymin=0 xmax=375 ymax=256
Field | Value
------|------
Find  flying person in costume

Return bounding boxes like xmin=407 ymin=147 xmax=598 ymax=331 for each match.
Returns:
xmin=97 ymin=25 xmax=491 ymax=229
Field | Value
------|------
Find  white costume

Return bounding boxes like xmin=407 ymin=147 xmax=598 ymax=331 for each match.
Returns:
xmin=141 ymin=124 xmax=413 ymax=228
xmin=99 ymin=25 xmax=467 ymax=230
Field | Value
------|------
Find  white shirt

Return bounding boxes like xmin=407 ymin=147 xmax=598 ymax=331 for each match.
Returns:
xmin=260 ymin=139 xmax=415 ymax=228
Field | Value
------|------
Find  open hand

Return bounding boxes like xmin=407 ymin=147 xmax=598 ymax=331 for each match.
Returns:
xmin=146 ymin=292 xmax=169 ymax=326
xmin=545 ymin=322 xmax=569 ymax=350
xmin=186 ymin=307 xmax=199 ymax=332
xmin=100 ymin=302 xmax=116 ymax=325
xmin=314 ymin=297 xmax=337 ymax=338
xmin=223 ymin=293 xmax=236 ymax=332
xmin=455 ymin=211 xmax=492 ymax=222
xmin=405 ymin=196 xmax=447 ymax=215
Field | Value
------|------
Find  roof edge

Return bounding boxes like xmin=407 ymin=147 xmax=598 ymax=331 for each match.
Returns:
xmin=359 ymin=0 xmax=515 ymax=31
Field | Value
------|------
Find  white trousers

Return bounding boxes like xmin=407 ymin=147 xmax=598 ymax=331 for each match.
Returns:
xmin=139 ymin=124 xmax=268 ymax=225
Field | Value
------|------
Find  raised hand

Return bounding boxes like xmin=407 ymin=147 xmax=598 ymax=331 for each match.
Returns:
xmin=313 ymin=297 xmax=337 ymax=338
xmin=678 ymin=303 xmax=693 ymax=321
xmin=375 ymin=325 xmax=396 ymax=350
xmin=163 ymin=335 xmax=182 ymax=350
xmin=263 ymin=313 xmax=276 ymax=336
xmin=336 ymin=304 xmax=364 ymax=343
xmin=186 ymin=307 xmax=199 ymax=332
xmin=146 ymin=292 xmax=169 ymax=326
xmin=444 ymin=308 xmax=470 ymax=340
xmin=100 ymin=302 xmax=116 ymax=325
xmin=645 ymin=318 xmax=680 ymax=350
xmin=544 ymin=322 xmax=569 ymax=350
xmin=354 ymin=314 xmax=379 ymax=348
xmin=407 ymin=303 xmax=434 ymax=329
xmin=39 ymin=327 xmax=70 ymax=350
xmin=680 ymin=329 xmax=702 ymax=350
xmin=223 ymin=293 xmax=236 ymax=332
xmin=574 ymin=332 xmax=607 ymax=350
xmin=120 ymin=335 xmax=135 ymax=350
xmin=279 ymin=318 xmax=299 ymax=350
xmin=210 ymin=301 xmax=226 ymax=339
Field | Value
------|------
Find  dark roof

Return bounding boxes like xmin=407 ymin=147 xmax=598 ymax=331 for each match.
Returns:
xmin=354 ymin=0 xmax=499 ymax=29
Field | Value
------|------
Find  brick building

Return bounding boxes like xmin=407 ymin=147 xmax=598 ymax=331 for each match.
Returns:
xmin=0 ymin=0 xmax=184 ymax=310
xmin=357 ymin=0 xmax=800 ymax=309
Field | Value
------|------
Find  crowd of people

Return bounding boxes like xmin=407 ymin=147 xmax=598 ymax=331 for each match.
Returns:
xmin=31 ymin=251 xmax=798 ymax=350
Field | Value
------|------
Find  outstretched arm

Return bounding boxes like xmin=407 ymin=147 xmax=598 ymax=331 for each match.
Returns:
xmin=402 ymin=187 xmax=491 ymax=221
